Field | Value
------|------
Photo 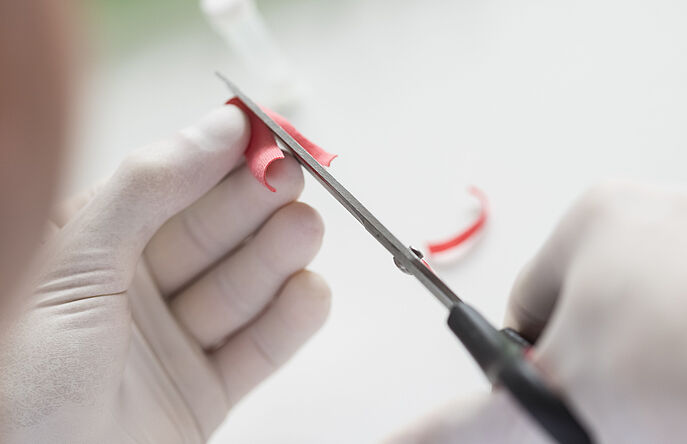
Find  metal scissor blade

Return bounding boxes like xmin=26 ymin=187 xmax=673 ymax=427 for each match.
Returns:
xmin=218 ymin=75 xmax=595 ymax=444
xmin=216 ymin=73 xmax=461 ymax=309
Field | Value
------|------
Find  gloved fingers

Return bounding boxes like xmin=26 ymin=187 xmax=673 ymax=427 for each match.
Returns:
xmin=40 ymin=106 xmax=249 ymax=302
xmin=504 ymin=255 xmax=563 ymax=342
xmin=503 ymin=186 xmax=604 ymax=341
xmin=145 ymin=156 xmax=304 ymax=297
xmin=210 ymin=270 xmax=330 ymax=406
xmin=170 ymin=202 xmax=324 ymax=349
xmin=385 ymin=391 xmax=553 ymax=444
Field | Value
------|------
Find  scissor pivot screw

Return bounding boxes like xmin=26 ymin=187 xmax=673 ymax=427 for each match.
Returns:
xmin=394 ymin=246 xmax=424 ymax=274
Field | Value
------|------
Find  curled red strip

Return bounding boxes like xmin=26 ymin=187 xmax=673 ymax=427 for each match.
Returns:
xmin=427 ymin=186 xmax=489 ymax=255
xmin=227 ymin=97 xmax=336 ymax=192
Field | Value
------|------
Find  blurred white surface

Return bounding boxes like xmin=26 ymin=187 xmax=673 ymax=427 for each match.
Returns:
xmin=67 ymin=0 xmax=687 ymax=442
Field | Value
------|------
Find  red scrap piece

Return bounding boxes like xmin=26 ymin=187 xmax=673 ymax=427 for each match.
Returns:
xmin=427 ymin=186 xmax=489 ymax=255
xmin=227 ymin=97 xmax=337 ymax=192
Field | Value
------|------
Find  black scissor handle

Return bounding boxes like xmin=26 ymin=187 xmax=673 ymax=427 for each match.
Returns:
xmin=447 ymin=303 xmax=593 ymax=444
xmin=500 ymin=327 xmax=534 ymax=349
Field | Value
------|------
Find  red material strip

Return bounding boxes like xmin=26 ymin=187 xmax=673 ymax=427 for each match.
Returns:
xmin=427 ymin=186 xmax=489 ymax=255
xmin=227 ymin=97 xmax=337 ymax=192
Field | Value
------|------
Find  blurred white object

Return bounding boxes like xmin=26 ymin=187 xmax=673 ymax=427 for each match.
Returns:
xmin=201 ymin=0 xmax=304 ymax=109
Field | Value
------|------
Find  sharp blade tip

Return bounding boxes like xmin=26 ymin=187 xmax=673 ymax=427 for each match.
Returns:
xmin=214 ymin=71 xmax=235 ymax=91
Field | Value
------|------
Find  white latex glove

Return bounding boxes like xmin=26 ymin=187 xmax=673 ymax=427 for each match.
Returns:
xmin=388 ymin=182 xmax=687 ymax=444
xmin=0 ymin=106 xmax=331 ymax=444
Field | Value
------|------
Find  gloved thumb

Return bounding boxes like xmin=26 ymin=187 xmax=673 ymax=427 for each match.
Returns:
xmin=39 ymin=106 xmax=249 ymax=301
xmin=384 ymin=390 xmax=554 ymax=444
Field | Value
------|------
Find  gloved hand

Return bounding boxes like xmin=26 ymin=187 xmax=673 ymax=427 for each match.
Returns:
xmin=0 ymin=106 xmax=331 ymax=444
xmin=388 ymin=182 xmax=687 ymax=444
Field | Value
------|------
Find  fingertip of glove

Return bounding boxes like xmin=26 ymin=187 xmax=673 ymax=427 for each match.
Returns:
xmin=180 ymin=106 xmax=250 ymax=154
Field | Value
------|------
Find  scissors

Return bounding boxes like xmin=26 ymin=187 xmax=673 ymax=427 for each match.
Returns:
xmin=217 ymin=74 xmax=593 ymax=444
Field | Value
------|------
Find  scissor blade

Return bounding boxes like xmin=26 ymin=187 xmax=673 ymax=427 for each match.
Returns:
xmin=216 ymin=73 xmax=461 ymax=309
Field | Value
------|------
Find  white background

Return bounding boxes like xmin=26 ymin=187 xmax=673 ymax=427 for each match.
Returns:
xmin=67 ymin=0 xmax=687 ymax=442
